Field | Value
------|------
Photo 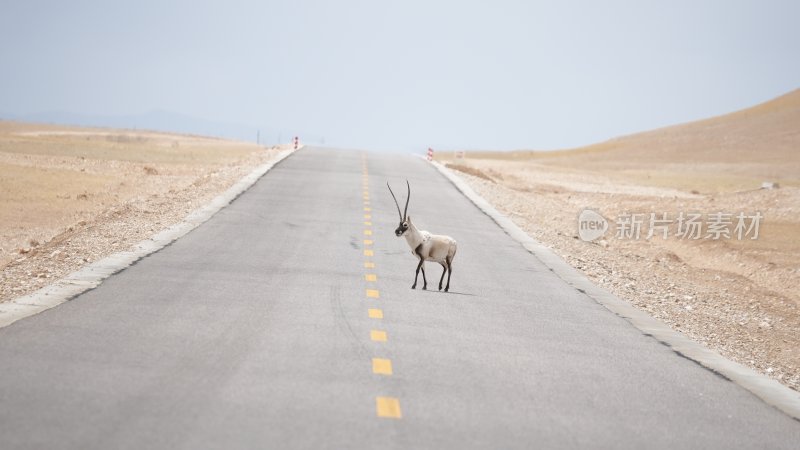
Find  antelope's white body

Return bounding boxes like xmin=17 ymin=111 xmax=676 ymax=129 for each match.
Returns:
xmin=403 ymin=217 xmax=457 ymax=265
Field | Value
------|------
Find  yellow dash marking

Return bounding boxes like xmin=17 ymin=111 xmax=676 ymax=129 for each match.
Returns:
xmin=364 ymin=214 xmax=371 ymax=219
xmin=365 ymin=274 xmax=377 ymax=282
xmin=363 ymin=239 xmax=373 ymax=245
xmin=370 ymin=330 xmax=387 ymax=342
xmin=364 ymin=207 xmax=371 ymax=212
xmin=376 ymin=397 xmax=402 ymax=418
xmin=366 ymin=289 xmax=380 ymax=298
xmin=364 ymin=229 xmax=372 ymax=236
xmin=364 ymin=262 xmax=375 ymax=268
xmin=364 ymin=221 xmax=372 ymax=226
xmin=368 ymin=308 xmax=383 ymax=319
xmin=372 ymin=358 xmax=393 ymax=375
xmin=364 ymin=250 xmax=373 ymax=257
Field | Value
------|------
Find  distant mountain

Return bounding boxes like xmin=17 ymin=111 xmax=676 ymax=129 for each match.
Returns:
xmin=3 ymin=110 xmax=264 ymax=143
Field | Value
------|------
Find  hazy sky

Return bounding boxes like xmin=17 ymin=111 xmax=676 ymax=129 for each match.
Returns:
xmin=1 ymin=0 xmax=798 ymax=150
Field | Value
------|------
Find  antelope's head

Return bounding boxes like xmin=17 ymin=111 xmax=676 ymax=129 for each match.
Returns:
xmin=387 ymin=180 xmax=410 ymax=237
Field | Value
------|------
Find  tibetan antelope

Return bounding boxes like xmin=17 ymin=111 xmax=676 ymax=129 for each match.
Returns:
xmin=387 ymin=180 xmax=457 ymax=292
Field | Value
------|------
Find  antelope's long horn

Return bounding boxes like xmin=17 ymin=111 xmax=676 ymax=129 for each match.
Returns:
xmin=387 ymin=182 xmax=403 ymax=221
xmin=404 ymin=180 xmax=410 ymax=220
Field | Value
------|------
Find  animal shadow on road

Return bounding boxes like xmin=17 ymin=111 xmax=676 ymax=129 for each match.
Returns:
xmin=417 ymin=289 xmax=476 ymax=297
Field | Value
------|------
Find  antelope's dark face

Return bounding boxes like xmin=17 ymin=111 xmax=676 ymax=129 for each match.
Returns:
xmin=388 ymin=180 xmax=411 ymax=238
xmin=395 ymin=220 xmax=409 ymax=237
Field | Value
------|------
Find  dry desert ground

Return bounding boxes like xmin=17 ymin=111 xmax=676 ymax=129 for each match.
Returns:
xmin=440 ymin=89 xmax=800 ymax=391
xmin=0 ymin=121 xmax=285 ymax=303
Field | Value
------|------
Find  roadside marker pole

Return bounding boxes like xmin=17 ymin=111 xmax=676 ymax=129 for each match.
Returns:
xmin=294 ymin=136 xmax=299 ymax=150
xmin=427 ymin=148 xmax=434 ymax=161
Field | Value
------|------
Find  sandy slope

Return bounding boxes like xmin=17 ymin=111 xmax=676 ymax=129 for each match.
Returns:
xmin=440 ymin=89 xmax=800 ymax=391
xmin=0 ymin=121 xmax=286 ymax=302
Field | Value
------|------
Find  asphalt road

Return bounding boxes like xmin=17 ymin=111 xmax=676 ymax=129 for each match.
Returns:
xmin=1 ymin=147 xmax=799 ymax=449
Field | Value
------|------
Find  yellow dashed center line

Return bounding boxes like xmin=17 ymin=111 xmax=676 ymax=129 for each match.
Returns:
xmin=370 ymin=330 xmax=387 ymax=342
xmin=361 ymin=157 xmax=403 ymax=420
xmin=372 ymin=358 xmax=393 ymax=375
xmin=376 ymin=397 xmax=402 ymax=419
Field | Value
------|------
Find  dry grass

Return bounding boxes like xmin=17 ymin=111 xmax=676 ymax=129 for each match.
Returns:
xmin=0 ymin=121 xmax=256 ymax=164
xmin=444 ymin=163 xmax=496 ymax=183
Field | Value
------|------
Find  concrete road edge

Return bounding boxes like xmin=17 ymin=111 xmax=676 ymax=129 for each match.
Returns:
xmin=0 ymin=147 xmax=299 ymax=329
xmin=427 ymin=158 xmax=800 ymax=421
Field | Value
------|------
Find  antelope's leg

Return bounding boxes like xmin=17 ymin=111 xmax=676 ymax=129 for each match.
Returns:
xmin=412 ymin=258 xmax=423 ymax=289
xmin=420 ymin=263 xmax=427 ymax=290
xmin=438 ymin=263 xmax=447 ymax=291
xmin=445 ymin=256 xmax=453 ymax=292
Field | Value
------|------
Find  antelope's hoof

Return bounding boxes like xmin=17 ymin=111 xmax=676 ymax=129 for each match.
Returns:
xmin=411 ymin=285 xmax=416 ymax=289
xmin=445 ymin=287 xmax=449 ymax=292
xmin=422 ymin=286 xmax=427 ymax=290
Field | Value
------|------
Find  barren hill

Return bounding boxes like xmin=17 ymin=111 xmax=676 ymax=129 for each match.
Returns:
xmin=471 ymin=89 xmax=800 ymax=192
xmin=442 ymin=88 xmax=800 ymax=392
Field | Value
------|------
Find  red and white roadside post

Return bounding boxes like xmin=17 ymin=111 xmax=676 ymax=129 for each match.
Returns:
xmin=427 ymin=147 xmax=434 ymax=161
xmin=293 ymin=136 xmax=299 ymax=150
